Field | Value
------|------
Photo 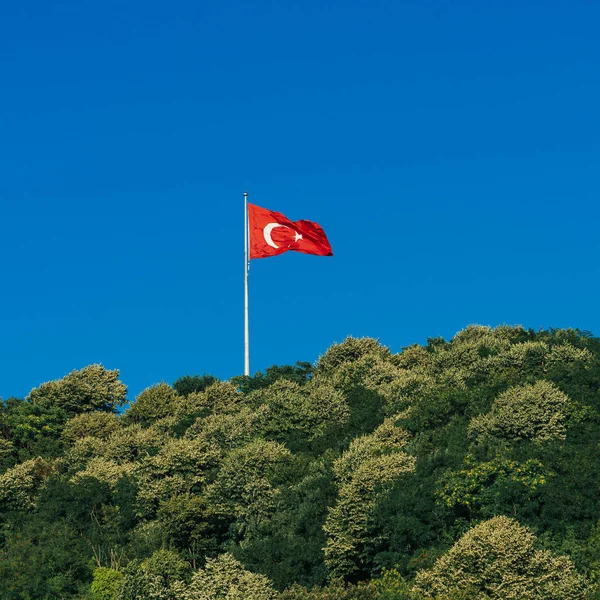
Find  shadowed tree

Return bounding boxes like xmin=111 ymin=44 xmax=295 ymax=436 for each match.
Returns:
xmin=173 ymin=374 xmax=218 ymax=397
xmin=231 ymin=362 xmax=313 ymax=394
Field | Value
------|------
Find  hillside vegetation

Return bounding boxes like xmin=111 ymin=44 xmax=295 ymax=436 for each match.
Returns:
xmin=2 ymin=325 xmax=600 ymax=599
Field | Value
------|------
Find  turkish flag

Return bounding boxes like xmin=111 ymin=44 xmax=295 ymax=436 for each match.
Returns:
xmin=248 ymin=204 xmax=333 ymax=259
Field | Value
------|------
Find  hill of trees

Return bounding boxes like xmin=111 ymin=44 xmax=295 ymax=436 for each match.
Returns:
xmin=2 ymin=325 xmax=600 ymax=599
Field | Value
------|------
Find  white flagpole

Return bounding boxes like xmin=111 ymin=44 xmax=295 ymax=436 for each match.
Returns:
xmin=244 ymin=191 xmax=250 ymax=376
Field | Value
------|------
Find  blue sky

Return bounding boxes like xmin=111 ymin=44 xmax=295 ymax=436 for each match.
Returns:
xmin=1 ymin=0 xmax=599 ymax=401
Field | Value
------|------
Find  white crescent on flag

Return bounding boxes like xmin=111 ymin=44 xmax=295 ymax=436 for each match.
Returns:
xmin=263 ymin=222 xmax=288 ymax=248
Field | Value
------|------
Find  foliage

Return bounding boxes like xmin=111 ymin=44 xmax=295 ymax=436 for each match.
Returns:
xmin=124 ymin=383 xmax=180 ymax=425
xmin=90 ymin=567 xmax=124 ymax=600
xmin=232 ymin=362 xmax=313 ymax=394
xmin=280 ymin=582 xmax=379 ymax=599
xmin=117 ymin=550 xmax=190 ymax=600
xmin=316 ymin=337 xmax=390 ymax=375
xmin=62 ymin=411 xmax=120 ymax=443
xmin=181 ymin=553 xmax=277 ymax=599
xmin=173 ymin=374 xmax=219 ymax=397
xmin=373 ymin=569 xmax=412 ymax=599
xmin=255 ymin=379 xmax=350 ymax=450
xmin=324 ymin=415 xmax=416 ymax=580
xmin=437 ymin=455 xmax=548 ymax=518
xmin=1 ymin=397 xmax=69 ymax=461
xmin=206 ymin=439 xmax=292 ymax=543
xmin=0 ymin=457 xmax=56 ymax=511
xmin=27 ymin=364 xmax=127 ymax=414
xmin=1 ymin=327 xmax=599 ymax=598
xmin=0 ymin=436 xmax=14 ymax=470
xmin=0 ymin=515 xmax=93 ymax=599
xmin=135 ymin=436 xmax=221 ymax=514
xmin=469 ymin=380 xmax=571 ymax=444
xmin=412 ymin=515 xmax=590 ymax=598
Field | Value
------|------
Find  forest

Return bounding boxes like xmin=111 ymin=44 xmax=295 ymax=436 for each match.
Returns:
xmin=1 ymin=325 xmax=600 ymax=599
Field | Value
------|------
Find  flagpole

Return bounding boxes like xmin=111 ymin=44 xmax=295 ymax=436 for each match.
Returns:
xmin=244 ymin=191 xmax=250 ymax=376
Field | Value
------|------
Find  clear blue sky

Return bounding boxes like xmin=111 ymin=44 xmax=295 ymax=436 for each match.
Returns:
xmin=1 ymin=0 xmax=599 ymax=401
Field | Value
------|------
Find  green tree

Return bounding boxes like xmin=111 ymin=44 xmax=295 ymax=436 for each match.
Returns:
xmin=157 ymin=493 xmax=223 ymax=566
xmin=62 ymin=411 xmax=120 ymax=444
xmin=0 ymin=457 xmax=56 ymax=511
xmin=117 ymin=550 xmax=190 ymax=600
xmin=181 ymin=553 xmax=277 ymax=600
xmin=255 ymin=379 xmax=350 ymax=451
xmin=412 ymin=516 xmax=590 ymax=599
xmin=232 ymin=362 xmax=313 ymax=394
xmin=124 ymin=383 xmax=180 ymax=425
xmin=0 ymin=436 xmax=15 ymax=470
xmin=28 ymin=364 xmax=127 ymax=414
xmin=280 ymin=582 xmax=379 ymax=599
xmin=469 ymin=380 xmax=571 ymax=444
xmin=184 ymin=407 xmax=261 ymax=451
xmin=1 ymin=397 xmax=69 ymax=460
xmin=90 ymin=567 xmax=124 ymax=600
xmin=174 ymin=381 xmax=245 ymax=420
xmin=437 ymin=455 xmax=548 ymax=519
xmin=0 ymin=516 xmax=93 ymax=599
xmin=207 ymin=439 xmax=292 ymax=542
xmin=2 ymin=325 xmax=600 ymax=599
xmin=234 ymin=458 xmax=336 ymax=589
xmin=316 ymin=337 xmax=390 ymax=375
xmin=173 ymin=374 xmax=218 ymax=397
xmin=324 ymin=415 xmax=415 ymax=580
xmin=135 ymin=436 xmax=221 ymax=515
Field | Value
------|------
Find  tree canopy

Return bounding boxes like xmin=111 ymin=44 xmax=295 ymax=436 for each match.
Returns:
xmin=2 ymin=326 xmax=600 ymax=598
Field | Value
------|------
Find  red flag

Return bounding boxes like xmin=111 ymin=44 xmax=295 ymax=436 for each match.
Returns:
xmin=248 ymin=203 xmax=333 ymax=259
